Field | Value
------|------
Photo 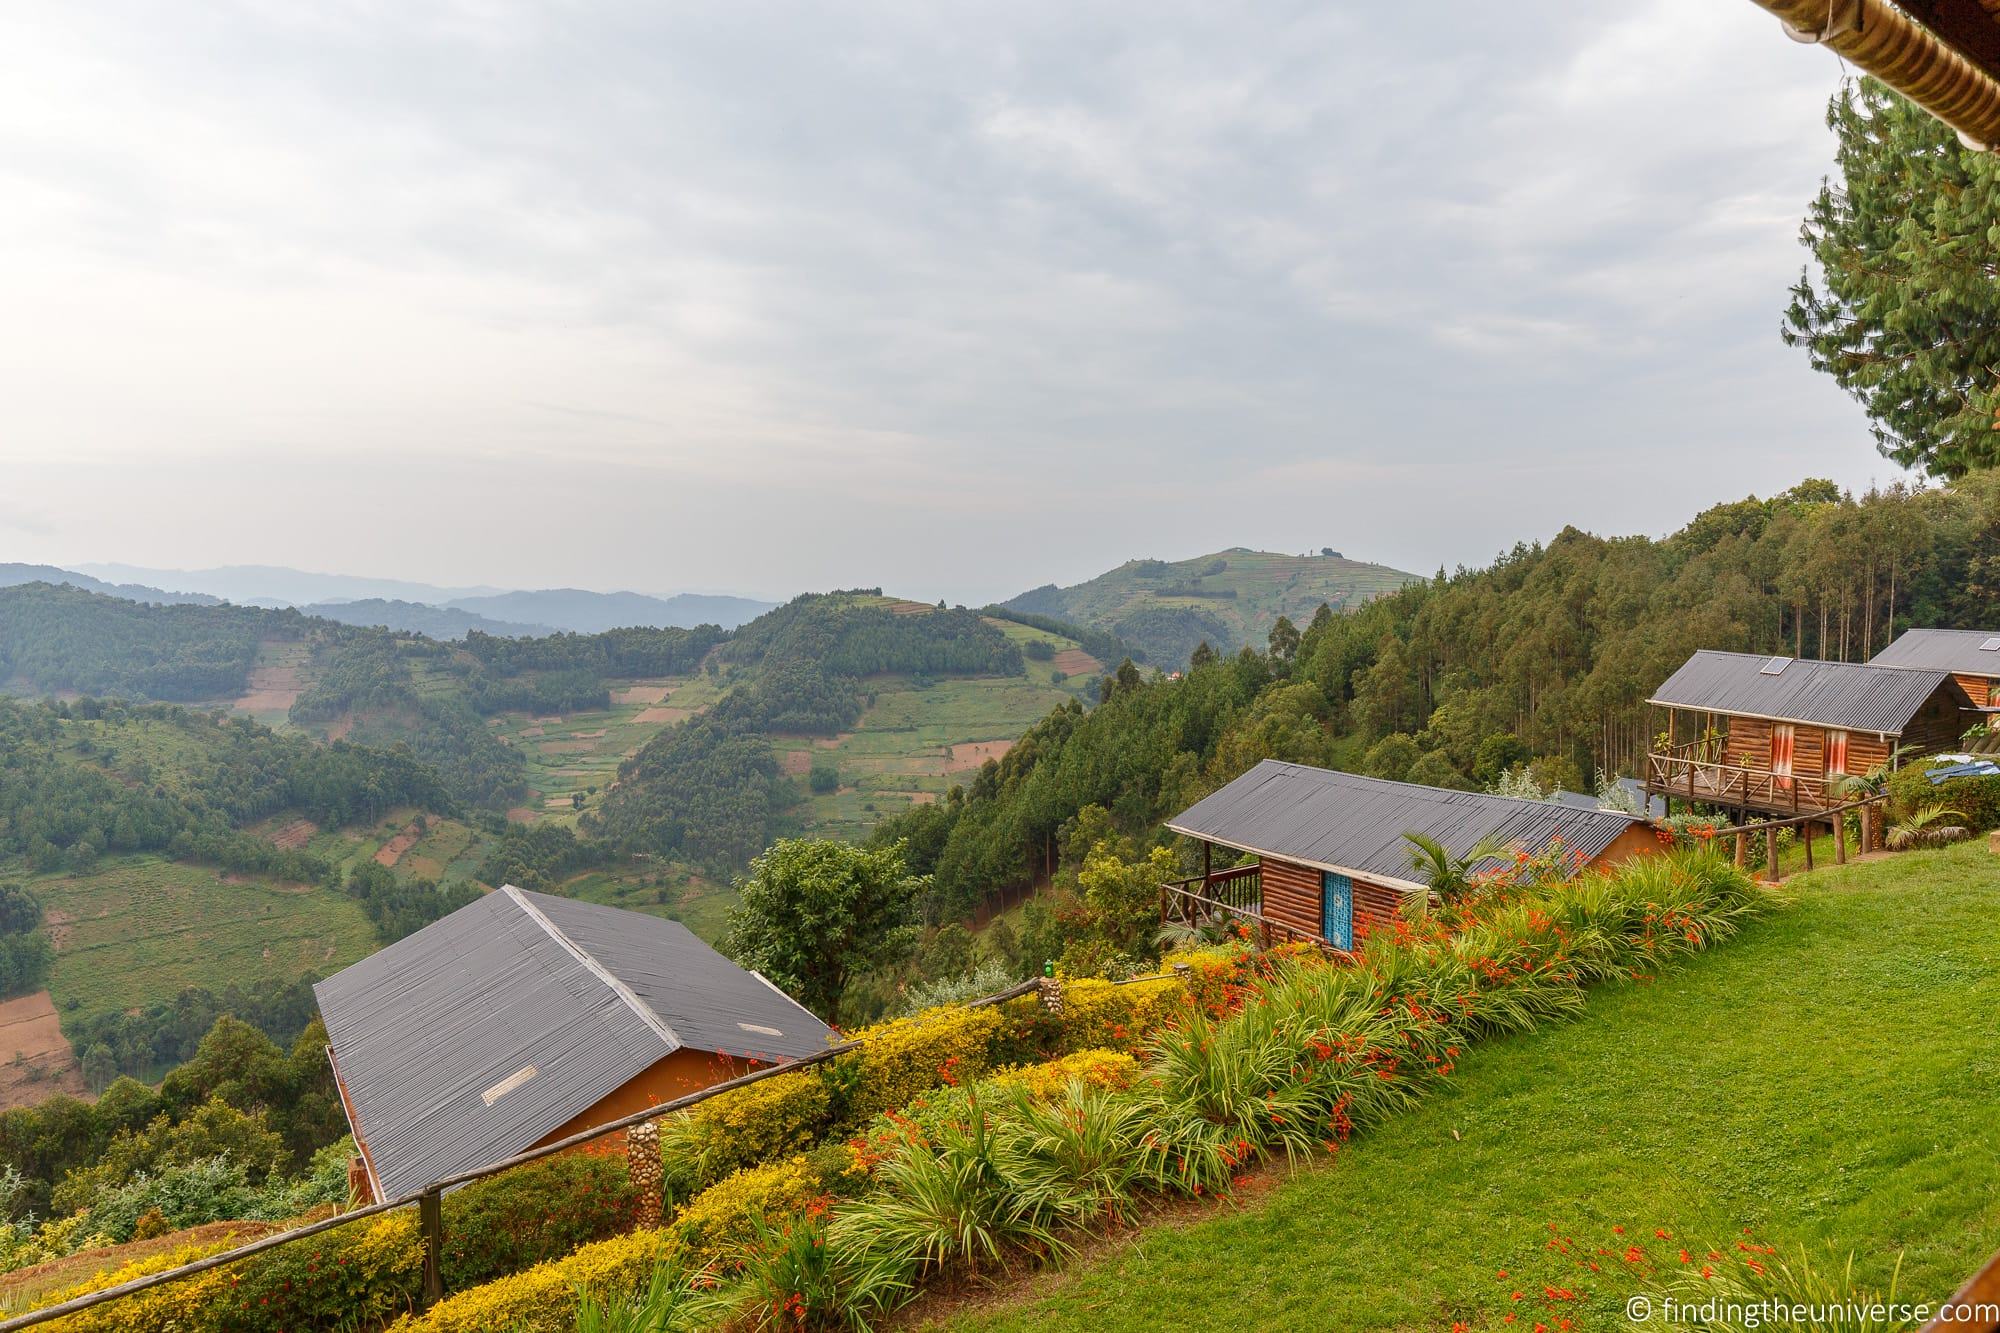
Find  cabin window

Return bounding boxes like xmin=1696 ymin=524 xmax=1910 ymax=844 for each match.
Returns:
xmin=1826 ymin=729 xmax=1849 ymax=777
xmin=1770 ymin=723 xmax=1795 ymax=788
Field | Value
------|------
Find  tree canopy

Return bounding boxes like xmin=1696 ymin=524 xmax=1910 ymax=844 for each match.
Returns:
xmin=1788 ymin=79 xmax=2000 ymax=478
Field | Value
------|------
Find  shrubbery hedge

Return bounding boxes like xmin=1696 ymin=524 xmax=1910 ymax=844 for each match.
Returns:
xmin=1888 ymin=764 xmax=2000 ymax=830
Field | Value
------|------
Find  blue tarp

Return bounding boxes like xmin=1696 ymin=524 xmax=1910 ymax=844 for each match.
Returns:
xmin=1926 ymin=761 xmax=2000 ymax=784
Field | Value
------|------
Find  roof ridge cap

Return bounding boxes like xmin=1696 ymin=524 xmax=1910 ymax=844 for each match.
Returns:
xmin=502 ymin=885 xmax=682 ymax=1053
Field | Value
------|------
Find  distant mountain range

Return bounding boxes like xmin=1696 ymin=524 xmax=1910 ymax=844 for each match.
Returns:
xmin=1006 ymin=547 xmax=1418 ymax=667
xmin=0 ymin=563 xmax=222 ymax=606
xmin=299 ymin=599 xmax=554 ymax=639
xmin=443 ymin=590 xmax=774 ymax=634
xmin=62 ymin=563 xmax=776 ymax=635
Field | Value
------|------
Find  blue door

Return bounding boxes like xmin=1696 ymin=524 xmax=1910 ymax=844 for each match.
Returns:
xmin=1321 ymin=871 xmax=1353 ymax=950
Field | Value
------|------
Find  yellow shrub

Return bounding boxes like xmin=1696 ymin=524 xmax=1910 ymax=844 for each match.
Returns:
xmin=1056 ymin=976 xmax=1184 ymax=1054
xmin=671 ymin=1156 xmax=821 ymax=1268
xmin=389 ymin=1227 xmax=681 ymax=1333
xmin=990 ymin=1048 xmax=1141 ymax=1099
xmin=838 ymin=1004 xmax=1006 ymax=1120
xmin=34 ymin=1238 xmax=239 ymax=1333
xmin=665 ymin=1065 xmax=831 ymax=1188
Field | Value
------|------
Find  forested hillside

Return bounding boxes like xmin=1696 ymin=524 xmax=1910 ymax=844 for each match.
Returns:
xmin=1006 ymin=547 xmax=1416 ymax=667
xmin=585 ymin=593 xmax=1038 ymax=869
xmin=881 ymin=477 xmax=1986 ymax=920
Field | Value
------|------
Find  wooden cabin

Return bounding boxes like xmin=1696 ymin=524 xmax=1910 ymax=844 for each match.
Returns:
xmin=1162 ymin=760 xmax=1658 ymax=951
xmin=1870 ymin=628 xmax=2000 ymax=708
xmin=1644 ymin=650 xmax=1975 ymax=818
xmin=314 ymin=886 xmax=833 ymax=1203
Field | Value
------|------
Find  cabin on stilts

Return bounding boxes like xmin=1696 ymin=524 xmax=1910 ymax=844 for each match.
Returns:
xmin=1643 ymin=650 xmax=1976 ymax=820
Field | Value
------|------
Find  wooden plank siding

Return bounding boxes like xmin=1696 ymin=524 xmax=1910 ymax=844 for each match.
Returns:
xmin=1261 ymin=857 xmax=1411 ymax=947
xmin=1952 ymin=673 xmax=1994 ymax=708
xmin=1261 ymin=834 xmax=1658 ymax=950
xmin=1259 ymin=857 xmax=1324 ymax=941
xmin=1904 ymin=687 xmax=1973 ymax=754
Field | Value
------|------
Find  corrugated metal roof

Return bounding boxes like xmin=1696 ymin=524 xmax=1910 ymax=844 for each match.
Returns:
xmin=1869 ymin=628 xmax=2000 ymax=675
xmin=1647 ymin=650 xmax=1956 ymax=734
xmin=314 ymin=887 xmax=833 ymax=1199
xmin=1166 ymin=761 xmax=1645 ymax=889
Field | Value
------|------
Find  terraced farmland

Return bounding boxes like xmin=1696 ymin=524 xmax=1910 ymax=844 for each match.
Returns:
xmin=34 ymin=857 xmax=377 ymax=1026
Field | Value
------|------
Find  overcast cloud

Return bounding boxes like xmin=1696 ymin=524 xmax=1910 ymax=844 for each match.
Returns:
xmin=0 ymin=2 xmax=1897 ymax=604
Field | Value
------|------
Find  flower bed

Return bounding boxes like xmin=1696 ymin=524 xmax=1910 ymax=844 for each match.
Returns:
xmin=600 ymin=850 xmax=1771 ymax=1330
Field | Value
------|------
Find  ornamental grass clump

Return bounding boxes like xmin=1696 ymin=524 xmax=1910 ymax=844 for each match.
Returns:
xmin=989 ymin=1080 xmax=1149 ymax=1228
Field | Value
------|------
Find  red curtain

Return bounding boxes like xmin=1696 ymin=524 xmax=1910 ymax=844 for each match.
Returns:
xmin=1826 ymin=729 xmax=1849 ymax=777
xmin=1771 ymin=724 xmax=1794 ymax=789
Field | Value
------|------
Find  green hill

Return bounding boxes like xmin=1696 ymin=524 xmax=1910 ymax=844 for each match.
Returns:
xmin=1006 ymin=548 xmax=1418 ymax=667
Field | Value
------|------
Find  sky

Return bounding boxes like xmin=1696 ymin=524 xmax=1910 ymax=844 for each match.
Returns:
xmin=0 ymin=2 xmax=1908 ymax=605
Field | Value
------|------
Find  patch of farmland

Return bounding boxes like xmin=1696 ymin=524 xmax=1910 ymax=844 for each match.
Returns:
xmin=35 ymin=858 xmax=377 ymax=1025
xmin=229 ymin=639 xmax=313 ymax=724
xmin=0 ymin=991 xmax=86 ymax=1111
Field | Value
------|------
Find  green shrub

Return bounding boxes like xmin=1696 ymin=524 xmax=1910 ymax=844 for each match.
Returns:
xmin=439 ymin=1151 xmax=638 ymax=1290
xmin=1888 ymin=764 xmax=2000 ymax=830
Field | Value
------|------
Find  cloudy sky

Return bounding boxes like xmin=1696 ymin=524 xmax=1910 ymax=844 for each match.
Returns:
xmin=0 ymin=2 xmax=1900 ymax=604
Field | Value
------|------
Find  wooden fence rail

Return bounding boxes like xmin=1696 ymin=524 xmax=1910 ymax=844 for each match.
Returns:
xmin=0 ymin=979 xmax=1045 ymax=1331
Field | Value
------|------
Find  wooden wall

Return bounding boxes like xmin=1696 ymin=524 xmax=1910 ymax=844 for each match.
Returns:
xmin=1262 ymin=857 xmax=1406 ymax=946
xmin=1260 ymin=857 xmax=1323 ymax=940
xmin=1903 ymin=687 xmax=1973 ymax=755
xmin=1953 ymin=673 xmax=1994 ymax=708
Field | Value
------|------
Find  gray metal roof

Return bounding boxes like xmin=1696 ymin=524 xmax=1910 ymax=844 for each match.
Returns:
xmin=1166 ymin=761 xmax=1645 ymax=889
xmin=1869 ymin=628 xmax=2000 ymax=675
xmin=1647 ymin=650 xmax=1957 ymax=734
xmin=314 ymin=886 xmax=833 ymax=1200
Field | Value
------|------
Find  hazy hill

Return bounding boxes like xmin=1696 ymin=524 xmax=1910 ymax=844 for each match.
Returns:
xmin=445 ymin=589 xmax=775 ymax=633
xmin=302 ymin=598 xmax=553 ymax=639
xmin=0 ymin=563 xmax=221 ymax=606
xmin=1006 ymin=547 xmax=1418 ymax=667
xmin=74 ymin=562 xmax=500 ymax=607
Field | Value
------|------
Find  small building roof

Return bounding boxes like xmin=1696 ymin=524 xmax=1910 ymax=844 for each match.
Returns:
xmin=1869 ymin=628 xmax=2000 ymax=676
xmin=1647 ymin=650 xmax=1959 ymax=735
xmin=1165 ymin=760 xmax=1646 ymax=892
xmin=314 ymin=886 xmax=833 ymax=1201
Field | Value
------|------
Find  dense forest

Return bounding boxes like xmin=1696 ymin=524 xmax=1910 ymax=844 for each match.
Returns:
xmin=876 ymin=477 xmax=2000 ymax=921
xmin=0 ymin=585 xmax=277 ymax=701
xmin=0 ymin=698 xmax=450 ymax=879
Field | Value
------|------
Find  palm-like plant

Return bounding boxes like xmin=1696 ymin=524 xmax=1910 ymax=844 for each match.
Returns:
xmin=1885 ymin=804 xmax=1970 ymax=850
xmin=1403 ymin=832 xmax=1507 ymax=905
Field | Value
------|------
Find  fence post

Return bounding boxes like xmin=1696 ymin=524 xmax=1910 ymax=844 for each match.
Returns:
xmin=1733 ymin=831 xmax=1747 ymax=868
xmin=627 ymin=1120 xmax=664 ymax=1228
xmin=1765 ymin=827 xmax=1780 ymax=884
xmin=1036 ymin=976 xmax=1065 ymax=1017
xmin=419 ymin=1186 xmax=444 ymax=1309
xmin=1835 ymin=813 xmax=1847 ymax=865
xmin=1802 ymin=820 xmax=1814 ymax=872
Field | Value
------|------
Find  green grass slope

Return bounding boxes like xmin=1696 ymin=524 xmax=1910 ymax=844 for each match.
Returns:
xmin=1005 ymin=548 xmax=1418 ymax=667
xmin=944 ymin=845 xmax=2000 ymax=1332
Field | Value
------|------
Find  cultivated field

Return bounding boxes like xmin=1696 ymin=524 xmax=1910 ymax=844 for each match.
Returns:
xmin=33 ymin=858 xmax=377 ymax=1025
xmin=0 ymin=992 xmax=85 ymax=1111
xmin=487 ymin=674 xmax=729 ymax=824
xmin=780 ymin=671 xmax=1081 ymax=843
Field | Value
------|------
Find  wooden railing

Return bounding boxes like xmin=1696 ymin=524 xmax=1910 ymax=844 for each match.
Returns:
xmin=1158 ymin=865 xmax=1342 ymax=954
xmin=1701 ymin=793 xmax=1888 ymax=883
xmin=1645 ymin=751 xmax=1833 ymax=814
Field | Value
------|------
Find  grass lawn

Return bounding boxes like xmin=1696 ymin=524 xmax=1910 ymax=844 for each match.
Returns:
xmin=940 ymin=844 xmax=2000 ymax=1332
xmin=33 ymin=857 xmax=378 ymax=1025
